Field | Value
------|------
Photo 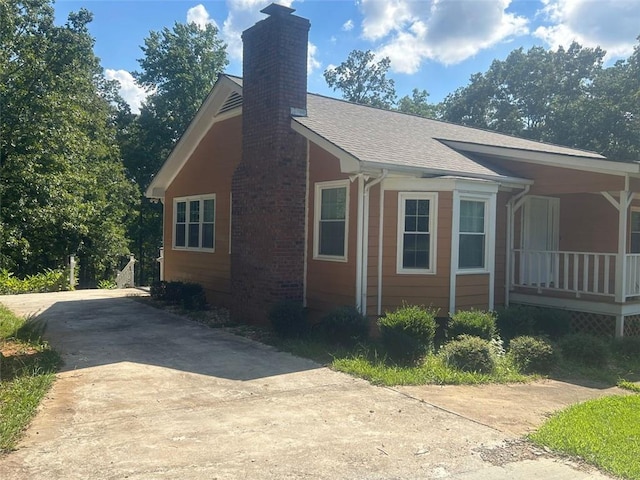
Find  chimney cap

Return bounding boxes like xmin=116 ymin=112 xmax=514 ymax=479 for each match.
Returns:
xmin=261 ymin=3 xmax=296 ymax=16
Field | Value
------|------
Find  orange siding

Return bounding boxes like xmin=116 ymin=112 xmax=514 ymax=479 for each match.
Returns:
xmin=456 ymin=274 xmax=490 ymax=310
xmin=306 ymin=143 xmax=357 ymax=318
xmin=486 ymin=158 xmax=624 ymax=195
xmin=163 ymin=115 xmax=242 ymax=306
xmin=378 ymin=191 xmax=453 ymax=316
xmin=559 ymin=193 xmax=618 ymax=253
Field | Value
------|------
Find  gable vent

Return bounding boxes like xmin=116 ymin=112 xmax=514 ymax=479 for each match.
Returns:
xmin=218 ymin=92 xmax=243 ymax=115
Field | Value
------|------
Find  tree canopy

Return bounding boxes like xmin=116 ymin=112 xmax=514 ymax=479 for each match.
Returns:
xmin=324 ymin=50 xmax=397 ymax=109
xmin=439 ymin=40 xmax=640 ymax=160
xmin=0 ymin=0 xmax=138 ymax=283
xmin=120 ymin=21 xmax=228 ymax=284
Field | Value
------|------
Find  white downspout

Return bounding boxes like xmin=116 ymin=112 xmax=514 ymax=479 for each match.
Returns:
xmin=505 ymin=185 xmax=530 ymax=307
xmin=303 ymin=139 xmax=310 ymax=307
xmin=355 ymin=175 xmax=365 ymax=311
xmin=361 ymin=170 xmax=388 ymax=316
xmin=377 ymin=177 xmax=386 ymax=316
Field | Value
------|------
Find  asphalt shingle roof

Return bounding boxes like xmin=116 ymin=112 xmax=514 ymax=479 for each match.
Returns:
xmin=294 ymin=93 xmax=606 ymax=179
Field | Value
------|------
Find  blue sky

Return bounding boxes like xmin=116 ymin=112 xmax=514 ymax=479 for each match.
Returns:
xmin=54 ymin=0 xmax=640 ymax=113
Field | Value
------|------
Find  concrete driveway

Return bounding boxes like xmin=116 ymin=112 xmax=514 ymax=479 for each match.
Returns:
xmin=0 ymin=290 xmax=614 ymax=479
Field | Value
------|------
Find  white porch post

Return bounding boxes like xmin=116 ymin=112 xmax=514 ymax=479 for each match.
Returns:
xmin=615 ymin=190 xmax=631 ymax=303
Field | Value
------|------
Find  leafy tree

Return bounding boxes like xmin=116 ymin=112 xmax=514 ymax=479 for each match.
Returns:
xmin=0 ymin=0 xmax=138 ymax=284
xmin=440 ymin=43 xmax=605 ymax=141
xmin=583 ymin=37 xmax=640 ymax=160
xmin=397 ymin=88 xmax=437 ymax=118
xmin=121 ymin=21 xmax=228 ymax=284
xmin=324 ymin=50 xmax=397 ymax=109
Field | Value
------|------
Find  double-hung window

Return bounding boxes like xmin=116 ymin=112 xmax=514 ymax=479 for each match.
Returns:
xmin=174 ymin=195 xmax=215 ymax=251
xmin=458 ymin=198 xmax=487 ymax=270
xmin=314 ymin=180 xmax=349 ymax=260
xmin=397 ymin=192 xmax=437 ymax=274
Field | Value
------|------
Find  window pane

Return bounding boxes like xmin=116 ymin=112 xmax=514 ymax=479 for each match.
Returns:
xmin=189 ymin=201 xmax=200 ymax=222
xmin=176 ymin=202 xmax=186 ymax=223
xmin=321 ymin=187 xmax=346 ymax=220
xmin=460 ymin=200 xmax=484 ymax=233
xmin=402 ymin=233 xmax=430 ymax=269
xmin=203 ymin=199 xmax=214 ymax=223
xmin=405 ymin=199 xmax=417 ymax=216
xmin=319 ymin=221 xmax=345 ymax=256
xmin=188 ymin=224 xmax=200 ymax=248
xmin=202 ymin=224 xmax=214 ymax=249
xmin=459 ymin=234 xmax=485 ymax=269
xmin=176 ymin=224 xmax=186 ymax=247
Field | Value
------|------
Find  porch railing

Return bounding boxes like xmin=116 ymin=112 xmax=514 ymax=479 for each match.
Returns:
xmin=512 ymin=250 xmax=640 ymax=299
xmin=511 ymin=249 xmax=617 ymax=298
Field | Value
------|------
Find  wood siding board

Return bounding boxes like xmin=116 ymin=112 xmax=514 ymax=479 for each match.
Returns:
xmin=163 ymin=116 xmax=242 ymax=307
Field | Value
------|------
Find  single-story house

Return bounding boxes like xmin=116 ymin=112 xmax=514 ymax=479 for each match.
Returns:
xmin=146 ymin=3 xmax=640 ymax=337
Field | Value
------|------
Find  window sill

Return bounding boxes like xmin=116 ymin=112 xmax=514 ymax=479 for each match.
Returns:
xmin=313 ymin=255 xmax=348 ymax=263
xmin=172 ymin=246 xmax=216 ymax=253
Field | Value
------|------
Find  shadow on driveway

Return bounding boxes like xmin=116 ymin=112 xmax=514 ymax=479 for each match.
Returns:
xmin=2 ymin=291 xmax=320 ymax=381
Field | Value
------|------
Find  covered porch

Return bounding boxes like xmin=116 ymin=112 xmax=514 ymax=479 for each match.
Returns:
xmin=505 ymin=178 xmax=640 ymax=337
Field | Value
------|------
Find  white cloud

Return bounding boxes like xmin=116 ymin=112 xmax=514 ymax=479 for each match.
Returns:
xmin=105 ymin=69 xmax=148 ymax=114
xmin=308 ymin=41 xmax=321 ymax=74
xmin=342 ymin=19 xmax=354 ymax=32
xmin=222 ymin=0 xmax=294 ymax=60
xmin=187 ymin=4 xmax=218 ymax=30
xmin=534 ymin=0 xmax=640 ymax=59
xmin=358 ymin=0 xmax=529 ymax=73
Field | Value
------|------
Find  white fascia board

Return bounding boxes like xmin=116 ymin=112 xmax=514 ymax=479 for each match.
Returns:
xmin=440 ymin=140 xmax=640 ymax=176
xmin=145 ymin=76 xmax=243 ymax=199
xmin=359 ymin=160 xmax=531 ymax=186
xmin=383 ymin=176 xmax=500 ymax=193
xmin=290 ymin=120 xmax=361 ymax=173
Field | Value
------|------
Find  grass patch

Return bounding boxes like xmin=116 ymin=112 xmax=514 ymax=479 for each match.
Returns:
xmin=0 ymin=304 xmax=60 ymax=452
xmin=332 ymin=349 xmax=530 ymax=386
xmin=618 ymin=380 xmax=640 ymax=393
xmin=530 ymin=395 xmax=640 ymax=480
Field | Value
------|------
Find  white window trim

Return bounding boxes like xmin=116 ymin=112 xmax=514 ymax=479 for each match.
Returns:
xmin=396 ymin=192 xmax=438 ymax=274
xmin=173 ymin=194 xmax=216 ymax=252
xmin=313 ymin=179 xmax=349 ymax=262
xmin=455 ymin=193 xmax=495 ymax=275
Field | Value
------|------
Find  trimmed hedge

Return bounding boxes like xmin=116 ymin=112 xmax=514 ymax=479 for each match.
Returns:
xmin=448 ymin=309 xmax=497 ymax=341
xmin=508 ymin=336 xmax=555 ymax=374
xmin=441 ymin=335 xmax=495 ymax=373
xmin=378 ymin=304 xmax=437 ymax=364
xmin=150 ymin=281 xmax=207 ymax=310
xmin=316 ymin=306 xmax=369 ymax=346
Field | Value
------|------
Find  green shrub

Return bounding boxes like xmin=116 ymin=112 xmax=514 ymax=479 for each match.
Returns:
xmin=495 ymin=305 xmax=536 ymax=341
xmin=316 ymin=306 xmax=369 ymax=346
xmin=149 ymin=281 xmax=207 ymax=310
xmin=533 ymin=308 xmax=572 ymax=339
xmin=559 ymin=333 xmax=609 ymax=366
xmin=97 ymin=279 xmax=117 ymax=289
xmin=440 ymin=335 xmax=495 ymax=373
xmin=448 ymin=309 xmax=497 ymax=341
xmin=269 ymin=300 xmax=308 ymax=338
xmin=508 ymin=336 xmax=555 ymax=374
xmin=612 ymin=336 xmax=640 ymax=361
xmin=0 ymin=268 xmax=69 ymax=294
xmin=180 ymin=283 xmax=207 ymax=310
xmin=378 ymin=304 xmax=437 ymax=364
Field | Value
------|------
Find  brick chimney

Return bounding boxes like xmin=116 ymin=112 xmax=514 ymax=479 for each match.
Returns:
xmin=230 ymin=4 xmax=310 ymax=323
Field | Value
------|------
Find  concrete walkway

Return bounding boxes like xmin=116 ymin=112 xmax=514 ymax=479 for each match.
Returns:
xmin=0 ymin=290 xmax=618 ymax=479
